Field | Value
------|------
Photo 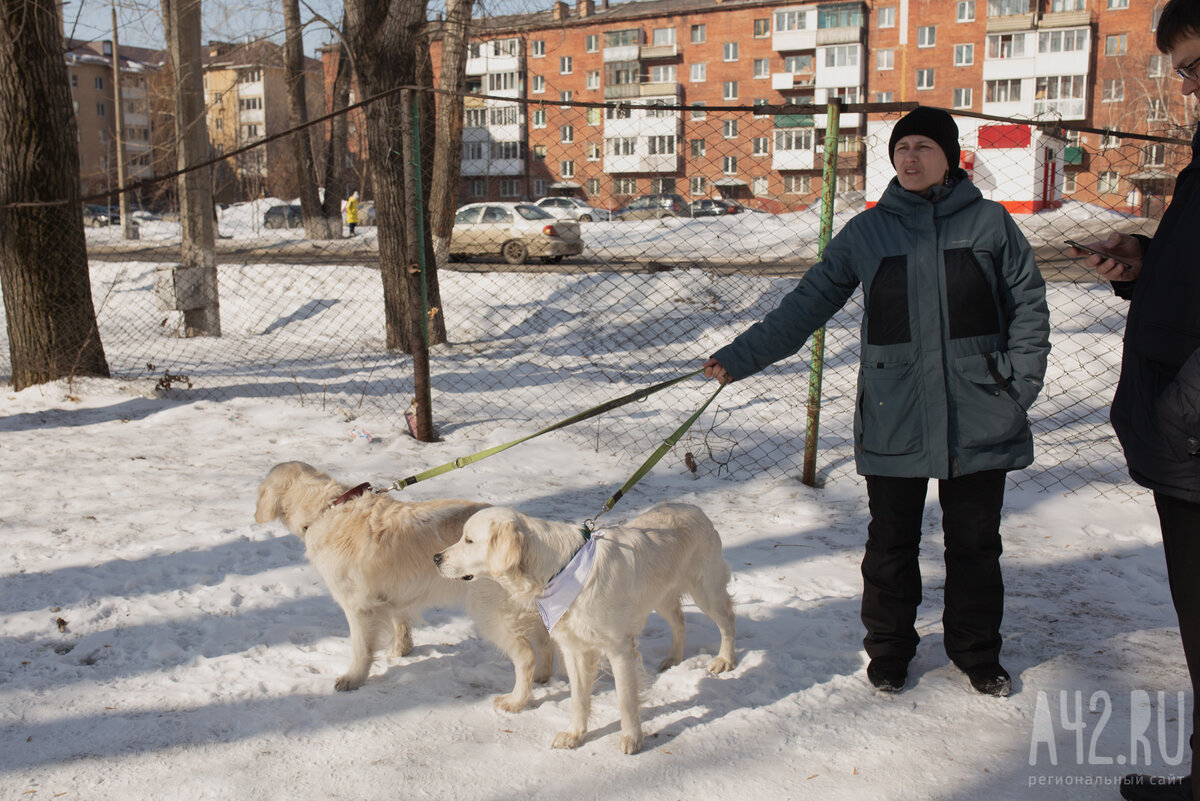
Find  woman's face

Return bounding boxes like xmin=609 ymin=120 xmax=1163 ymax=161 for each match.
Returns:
xmin=893 ymin=134 xmax=950 ymax=193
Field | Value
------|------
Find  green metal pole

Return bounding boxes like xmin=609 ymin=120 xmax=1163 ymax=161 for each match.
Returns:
xmin=802 ymin=99 xmax=841 ymax=487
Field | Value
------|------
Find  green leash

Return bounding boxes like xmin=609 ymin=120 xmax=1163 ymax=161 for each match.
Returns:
xmin=585 ymin=380 xmax=725 ymax=532
xmin=379 ymin=370 xmax=705 ymax=493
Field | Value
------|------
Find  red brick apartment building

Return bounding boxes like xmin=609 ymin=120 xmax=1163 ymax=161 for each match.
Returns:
xmin=417 ymin=0 xmax=1185 ymax=216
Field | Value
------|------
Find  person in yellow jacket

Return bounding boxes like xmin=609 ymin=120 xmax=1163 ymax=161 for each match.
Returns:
xmin=345 ymin=191 xmax=360 ymax=234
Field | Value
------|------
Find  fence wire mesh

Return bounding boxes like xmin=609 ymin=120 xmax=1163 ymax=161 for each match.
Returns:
xmin=0 ymin=93 xmax=1173 ymax=496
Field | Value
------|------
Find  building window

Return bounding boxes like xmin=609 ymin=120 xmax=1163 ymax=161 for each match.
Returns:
xmin=614 ymin=177 xmax=638 ymax=195
xmin=1108 ymin=0 xmax=1129 ymax=8
xmin=560 ymin=56 xmax=573 ymax=74
xmin=650 ymin=65 xmax=676 ymax=83
xmin=691 ymin=138 xmax=706 ymax=157
xmin=532 ymin=145 xmax=546 ymax=161
xmin=463 ymin=142 xmax=484 ymax=160
xmin=690 ymin=102 xmax=706 ymax=120
xmin=488 ymin=72 xmax=518 ymax=91
xmin=775 ymin=129 xmax=813 ymax=151
xmin=722 ymin=119 xmax=738 ymax=138
xmin=752 ymin=136 xmax=770 ymax=156
xmin=753 ymin=99 xmax=770 ymax=117
xmin=586 ymin=34 xmax=598 ymax=52
xmin=560 ymin=91 xmax=572 ymax=107
xmin=916 ymin=69 xmax=935 ymax=90
xmin=587 ymin=178 xmax=601 ymax=194
xmin=955 ymin=44 xmax=974 ymax=66
xmin=1148 ymin=98 xmax=1167 ymax=121
xmin=532 ymin=179 xmax=547 ymax=197
xmin=1101 ymin=133 xmax=1121 ymax=149
xmin=825 ymin=45 xmax=859 ymax=67
xmin=953 ymin=87 xmax=973 ymax=108
xmin=819 ymin=3 xmax=863 ymax=27
xmin=751 ymin=175 xmax=768 ymax=195
xmin=985 ymin=78 xmax=1022 ymax=102
xmin=561 ymin=125 xmax=574 ymax=143
xmin=586 ymin=71 xmax=600 ymax=90
xmin=96 ymin=103 xmax=106 ymax=116
xmin=691 ymin=24 xmax=706 ymax=43
xmin=918 ymin=26 xmax=936 ymax=48
xmin=723 ymin=81 xmax=738 ymax=100
xmin=1097 ymin=171 xmax=1120 ymax=194
xmin=690 ymin=176 xmax=707 ymax=195
xmin=500 ymin=178 xmax=520 ymax=197
xmin=1145 ymin=143 xmax=1166 ymax=167
xmin=532 ymin=40 xmax=545 ymax=57
xmin=1050 ymin=0 xmax=1084 ymax=8
xmin=1102 ymin=79 xmax=1124 ymax=102
xmin=587 ymin=107 xmax=602 ymax=126
xmin=532 ymin=109 xmax=547 ymax=128
xmin=469 ymin=179 xmax=485 ymax=198
xmin=691 ymin=63 xmax=707 ymax=82
xmin=1149 ymin=54 xmax=1170 ymax=77
xmin=648 ymin=135 xmax=675 ymax=155
xmin=1105 ymin=34 xmax=1127 ymax=56
xmin=586 ymin=142 xmax=601 ymax=161
xmin=875 ymin=91 xmax=894 ymax=102
xmin=607 ymin=136 xmax=635 ymax=155
xmin=878 ymin=7 xmax=896 ymax=28
xmin=784 ymin=174 xmax=810 ymax=194
xmin=491 ymin=141 xmax=520 ymax=160
xmin=877 ymin=49 xmax=894 ymax=70
xmin=754 ymin=18 xmax=770 ymax=37
xmin=1063 ymin=172 xmax=1076 ymax=193
xmin=987 ymin=33 xmax=1026 ymax=58
xmin=988 ymin=0 xmax=1030 ymax=15
xmin=1039 ymin=29 xmax=1088 ymax=53
xmin=957 ymin=1 xmax=976 ymax=21
xmin=560 ymin=160 xmax=575 ymax=178
xmin=724 ymin=42 xmax=738 ymax=61
xmin=723 ymin=155 xmax=738 ymax=174
xmin=754 ymin=58 xmax=770 ymax=78
xmin=653 ymin=27 xmax=675 ymax=45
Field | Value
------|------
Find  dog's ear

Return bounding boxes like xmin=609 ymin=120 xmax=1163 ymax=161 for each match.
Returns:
xmin=254 ymin=479 xmax=282 ymax=524
xmin=486 ymin=519 xmax=523 ymax=578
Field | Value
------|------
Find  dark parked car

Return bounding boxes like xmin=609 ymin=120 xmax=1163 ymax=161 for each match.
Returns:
xmin=82 ymin=204 xmax=119 ymax=227
xmin=689 ymin=198 xmax=748 ymax=217
xmin=263 ymin=204 xmax=303 ymax=229
xmin=611 ymin=193 xmax=690 ymax=221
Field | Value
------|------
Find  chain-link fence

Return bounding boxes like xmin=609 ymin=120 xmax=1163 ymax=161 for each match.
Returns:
xmin=1 ymin=93 xmax=1177 ymax=495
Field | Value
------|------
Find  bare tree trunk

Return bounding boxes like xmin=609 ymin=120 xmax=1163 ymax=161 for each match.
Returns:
xmin=343 ymin=0 xmax=445 ymax=352
xmin=319 ymin=33 xmax=352 ymax=224
xmin=162 ymin=0 xmax=219 ymax=337
xmin=430 ymin=0 xmax=474 ymax=266
xmin=282 ymin=0 xmax=340 ymax=239
xmin=0 ymin=0 xmax=110 ymax=390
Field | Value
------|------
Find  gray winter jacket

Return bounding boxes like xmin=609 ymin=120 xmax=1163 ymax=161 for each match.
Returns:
xmin=711 ymin=170 xmax=1050 ymax=479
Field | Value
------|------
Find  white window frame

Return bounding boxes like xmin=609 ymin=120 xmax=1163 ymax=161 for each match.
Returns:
xmin=691 ymin=62 xmax=707 ymax=83
xmin=916 ymin=69 xmax=935 ymax=90
xmin=955 ymin=43 xmax=974 ymax=66
xmin=918 ymin=26 xmax=936 ymax=48
xmin=877 ymin=49 xmax=894 ymax=70
xmin=723 ymin=42 xmax=739 ymax=61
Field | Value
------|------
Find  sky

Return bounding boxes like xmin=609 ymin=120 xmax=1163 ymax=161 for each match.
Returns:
xmin=0 ymin=199 xmax=1191 ymax=800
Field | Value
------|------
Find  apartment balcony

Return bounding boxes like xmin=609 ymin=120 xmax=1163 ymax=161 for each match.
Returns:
xmin=816 ymin=26 xmax=862 ymax=46
xmin=640 ymin=81 xmax=680 ymax=98
xmin=986 ymin=12 xmax=1035 ymax=32
xmin=603 ymin=44 xmax=640 ymax=63
xmin=771 ymin=72 xmax=816 ymax=91
xmin=816 ymin=147 xmax=862 ymax=169
xmin=773 ymin=28 xmax=817 ymax=53
xmin=1040 ymin=9 xmax=1090 ymax=28
xmin=1034 ymin=97 xmax=1086 ymax=120
xmin=604 ymin=153 xmax=679 ymax=173
xmin=239 ymin=109 xmax=265 ymax=125
xmin=461 ymin=157 xmax=525 ymax=177
xmin=465 ymin=54 xmax=520 ymax=76
xmin=604 ymin=83 xmax=640 ymax=100
xmin=772 ymin=149 xmax=816 ymax=171
xmin=640 ymin=43 xmax=677 ymax=60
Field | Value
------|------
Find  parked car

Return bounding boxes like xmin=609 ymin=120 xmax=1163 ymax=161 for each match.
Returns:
xmin=689 ymin=198 xmax=749 ymax=217
xmin=450 ymin=202 xmax=583 ymax=265
xmin=611 ymin=193 xmax=690 ymax=221
xmin=263 ymin=204 xmax=303 ymax=229
xmin=82 ymin=204 xmax=119 ymax=227
xmin=534 ymin=196 xmax=611 ymax=222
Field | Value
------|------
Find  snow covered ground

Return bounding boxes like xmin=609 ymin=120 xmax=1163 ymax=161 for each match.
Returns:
xmin=0 ymin=260 xmax=1190 ymax=799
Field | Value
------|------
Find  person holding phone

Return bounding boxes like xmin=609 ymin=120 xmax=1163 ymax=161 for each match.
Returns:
xmin=703 ymin=106 xmax=1050 ymax=698
xmin=1071 ymin=4 xmax=1200 ymax=799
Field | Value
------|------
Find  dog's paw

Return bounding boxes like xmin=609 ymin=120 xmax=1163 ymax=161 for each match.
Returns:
xmin=551 ymin=731 xmax=584 ymax=750
xmin=493 ymin=693 xmax=527 ymax=713
xmin=618 ymin=732 xmax=644 ymax=755
xmin=657 ymin=656 xmax=681 ymax=673
xmin=708 ymin=655 xmax=736 ymax=674
xmin=334 ymin=674 xmax=365 ymax=692
xmin=390 ymin=631 xmax=414 ymax=658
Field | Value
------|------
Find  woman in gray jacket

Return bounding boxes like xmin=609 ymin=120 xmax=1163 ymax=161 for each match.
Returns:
xmin=704 ymin=107 xmax=1050 ymax=696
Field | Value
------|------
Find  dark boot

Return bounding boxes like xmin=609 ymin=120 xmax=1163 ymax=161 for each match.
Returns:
xmin=962 ymin=662 xmax=1011 ymax=697
xmin=867 ymin=656 xmax=908 ymax=693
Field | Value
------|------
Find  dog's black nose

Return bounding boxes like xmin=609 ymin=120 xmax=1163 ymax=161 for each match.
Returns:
xmin=433 ymin=552 xmax=443 ymax=565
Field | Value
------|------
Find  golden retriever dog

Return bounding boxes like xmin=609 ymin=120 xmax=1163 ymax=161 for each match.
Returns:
xmin=434 ymin=502 xmax=736 ymax=754
xmin=255 ymin=461 xmax=554 ymax=710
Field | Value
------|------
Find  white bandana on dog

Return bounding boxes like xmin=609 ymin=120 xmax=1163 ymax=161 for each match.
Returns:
xmin=535 ymin=530 xmax=604 ymax=632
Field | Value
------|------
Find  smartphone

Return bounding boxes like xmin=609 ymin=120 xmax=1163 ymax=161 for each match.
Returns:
xmin=1065 ymin=239 xmax=1134 ymax=269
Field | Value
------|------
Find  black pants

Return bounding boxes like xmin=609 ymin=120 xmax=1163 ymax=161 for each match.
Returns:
xmin=1155 ymin=491 xmax=1200 ymax=794
xmin=861 ymin=470 xmax=1007 ymax=668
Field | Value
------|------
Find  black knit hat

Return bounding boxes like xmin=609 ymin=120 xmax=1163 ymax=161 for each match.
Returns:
xmin=888 ymin=106 xmax=961 ymax=168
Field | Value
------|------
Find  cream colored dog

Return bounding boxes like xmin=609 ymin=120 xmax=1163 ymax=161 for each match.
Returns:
xmin=434 ymin=502 xmax=736 ymax=754
xmin=255 ymin=461 xmax=553 ymax=710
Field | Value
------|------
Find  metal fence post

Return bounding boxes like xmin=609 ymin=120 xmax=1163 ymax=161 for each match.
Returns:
xmin=400 ymin=89 xmax=434 ymax=440
xmin=802 ymin=98 xmax=841 ymax=487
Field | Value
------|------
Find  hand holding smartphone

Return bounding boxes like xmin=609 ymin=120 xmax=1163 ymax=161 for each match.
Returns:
xmin=1065 ymin=239 xmax=1135 ymax=270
